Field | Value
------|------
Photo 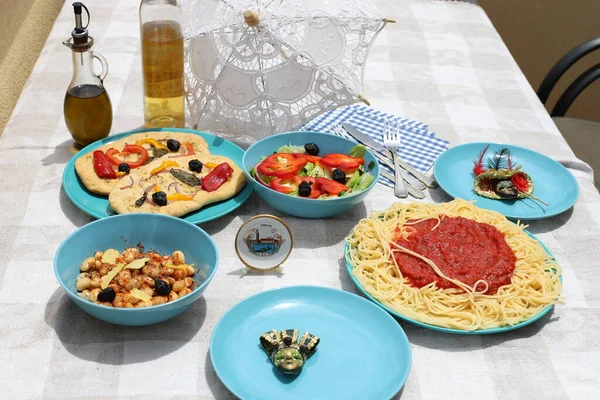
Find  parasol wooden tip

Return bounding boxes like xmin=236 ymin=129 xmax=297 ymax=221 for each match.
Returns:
xmin=358 ymin=94 xmax=371 ymax=106
xmin=244 ymin=10 xmax=260 ymax=27
xmin=383 ymin=18 xmax=396 ymax=23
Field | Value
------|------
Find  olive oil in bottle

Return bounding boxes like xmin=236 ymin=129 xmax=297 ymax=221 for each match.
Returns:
xmin=64 ymin=84 xmax=112 ymax=147
xmin=63 ymin=2 xmax=112 ymax=147
xmin=140 ymin=3 xmax=185 ymax=128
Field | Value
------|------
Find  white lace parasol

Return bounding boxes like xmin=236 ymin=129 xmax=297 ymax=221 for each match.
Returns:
xmin=181 ymin=0 xmax=393 ymax=145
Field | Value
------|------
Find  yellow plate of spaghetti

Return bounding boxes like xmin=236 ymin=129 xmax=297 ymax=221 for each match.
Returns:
xmin=344 ymin=199 xmax=563 ymax=334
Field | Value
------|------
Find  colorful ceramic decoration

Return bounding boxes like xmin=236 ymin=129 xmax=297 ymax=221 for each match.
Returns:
xmin=260 ymin=329 xmax=320 ymax=375
xmin=472 ymin=145 xmax=547 ymax=205
xmin=235 ymin=214 xmax=293 ymax=271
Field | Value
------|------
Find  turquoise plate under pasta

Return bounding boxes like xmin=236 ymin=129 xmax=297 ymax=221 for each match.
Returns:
xmin=344 ymin=231 xmax=561 ymax=335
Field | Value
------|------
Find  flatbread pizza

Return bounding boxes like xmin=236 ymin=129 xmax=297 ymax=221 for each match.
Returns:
xmin=75 ymin=131 xmax=210 ymax=195
xmin=108 ymin=154 xmax=247 ymax=217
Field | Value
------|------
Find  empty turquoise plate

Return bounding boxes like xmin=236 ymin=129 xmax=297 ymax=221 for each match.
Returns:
xmin=433 ymin=142 xmax=579 ymax=220
xmin=62 ymin=128 xmax=253 ymax=223
xmin=210 ymin=286 xmax=411 ymax=400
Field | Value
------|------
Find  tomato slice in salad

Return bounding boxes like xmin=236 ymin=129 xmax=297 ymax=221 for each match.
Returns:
xmin=315 ymin=177 xmax=349 ymax=195
xmin=308 ymin=189 xmax=322 ymax=199
xmin=319 ymin=154 xmax=364 ymax=170
xmin=257 ymin=154 xmax=307 ymax=178
xmin=293 ymin=176 xmax=316 ymax=186
xmin=292 ymin=153 xmax=321 ymax=164
xmin=269 ymin=178 xmax=296 ymax=194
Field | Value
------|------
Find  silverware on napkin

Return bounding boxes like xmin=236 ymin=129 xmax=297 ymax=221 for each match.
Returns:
xmin=342 ymin=123 xmax=438 ymax=189
xmin=330 ymin=125 xmax=425 ymax=199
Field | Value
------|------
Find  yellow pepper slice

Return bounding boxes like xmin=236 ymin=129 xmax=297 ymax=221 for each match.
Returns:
xmin=167 ymin=193 xmax=195 ymax=201
xmin=153 ymin=185 xmax=161 ymax=192
xmin=135 ymin=138 xmax=169 ymax=151
xmin=205 ymin=162 xmax=218 ymax=169
xmin=150 ymin=160 xmax=180 ymax=176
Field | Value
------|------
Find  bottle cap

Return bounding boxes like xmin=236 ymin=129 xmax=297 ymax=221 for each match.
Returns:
xmin=235 ymin=215 xmax=293 ymax=271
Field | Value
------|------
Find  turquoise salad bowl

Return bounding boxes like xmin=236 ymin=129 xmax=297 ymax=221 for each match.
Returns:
xmin=54 ymin=213 xmax=219 ymax=326
xmin=242 ymin=131 xmax=380 ymax=218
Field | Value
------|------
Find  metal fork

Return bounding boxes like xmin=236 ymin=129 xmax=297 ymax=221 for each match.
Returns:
xmin=383 ymin=122 xmax=408 ymax=198
xmin=330 ymin=124 xmax=425 ymax=198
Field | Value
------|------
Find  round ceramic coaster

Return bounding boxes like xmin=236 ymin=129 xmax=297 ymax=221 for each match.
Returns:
xmin=234 ymin=215 xmax=293 ymax=271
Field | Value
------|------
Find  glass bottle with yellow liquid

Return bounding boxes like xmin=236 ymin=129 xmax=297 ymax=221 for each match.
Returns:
xmin=140 ymin=0 xmax=185 ymax=128
xmin=63 ymin=2 xmax=113 ymax=147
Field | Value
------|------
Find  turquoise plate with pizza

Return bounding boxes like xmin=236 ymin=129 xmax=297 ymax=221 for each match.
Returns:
xmin=62 ymin=128 xmax=253 ymax=224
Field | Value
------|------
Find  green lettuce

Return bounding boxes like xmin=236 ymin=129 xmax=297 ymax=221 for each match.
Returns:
xmin=349 ymin=144 xmax=367 ymax=158
xmin=277 ymin=144 xmax=306 ymax=154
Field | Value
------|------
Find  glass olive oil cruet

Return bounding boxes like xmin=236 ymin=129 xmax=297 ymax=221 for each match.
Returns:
xmin=63 ymin=2 xmax=112 ymax=148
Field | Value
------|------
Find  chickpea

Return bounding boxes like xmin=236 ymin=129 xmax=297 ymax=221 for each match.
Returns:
xmin=122 ymin=247 xmax=139 ymax=263
xmin=141 ymin=276 xmax=155 ymax=288
xmin=135 ymin=301 xmax=153 ymax=308
xmin=178 ymin=288 xmax=192 ymax=297
xmin=80 ymin=257 xmax=95 ymax=272
xmin=114 ymin=293 xmax=126 ymax=308
xmin=172 ymin=280 xmax=186 ymax=293
xmin=77 ymin=272 xmax=90 ymax=281
xmin=160 ymin=276 xmax=176 ymax=286
xmin=75 ymin=277 xmax=91 ymax=291
xmin=125 ymin=278 xmax=142 ymax=291
xmin=151 ymin=296 xmax=168 ymax=306
xmin=140 ymin=285 xmax=154 ymax=297
xmin=89 ymin=288 xmax=101 ymax=302
xmin=143 ymin=264 xmax=161 ymax=278
xmin=168 ymin=291 xmax=179 ymax=302
xmin=98 ymin=266 xmax=109 ymax=276
xmin=96 ymin=302 xmax=113 ymax=307
xmin=183 ymin=277 xmax=194 ymax=288
xmin=123 ymin=293 xmax=140 ymax=305
xmin=94 ymin=251 xmax=103 ymax=259
xmin=124 ymin=303 xmax=135 ymax=308
xmin=89 ymin=277 xmax=102 ymax=288
xmin=161 ymin=266 xmax=174 ymax=276
xmin=172 ymin=250 xmax=185 ymax=265
xmin=172 ymin=268 xmax=188 ymax=280
xmin=117 ymin=270 xmax=131 ymax=286
xmin=109 ymin=283 xmax=121 ymax=294
xmin=77 ymin=291 xmax=89 ymax=300
xmin=94 ymin=260 xmax=102 ymax=269
xmin=186 ymin=265 xmax=195 ymax=276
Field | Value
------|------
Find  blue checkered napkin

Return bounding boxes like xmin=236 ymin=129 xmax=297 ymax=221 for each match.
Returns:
xmin=301 ymin=105 xmax=450 ymax=187
xmin=354 ymin=105 xmax=433 ymax=138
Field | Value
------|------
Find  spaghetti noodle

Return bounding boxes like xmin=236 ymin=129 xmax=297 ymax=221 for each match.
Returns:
xmin=345 ymin=199 xmax=562 ymax=331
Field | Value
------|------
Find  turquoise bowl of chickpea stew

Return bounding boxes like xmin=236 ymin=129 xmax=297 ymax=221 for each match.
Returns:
xmin=54 ymin=213 xmax=219 ymax=326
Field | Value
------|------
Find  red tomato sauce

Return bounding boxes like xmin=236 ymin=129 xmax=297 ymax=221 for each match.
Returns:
xmin=392 ymin=216 xmax=516 ymax=294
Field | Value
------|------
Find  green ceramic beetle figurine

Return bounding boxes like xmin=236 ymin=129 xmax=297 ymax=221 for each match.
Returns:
xmin=260 ymin=329 xmax=320 ymax=375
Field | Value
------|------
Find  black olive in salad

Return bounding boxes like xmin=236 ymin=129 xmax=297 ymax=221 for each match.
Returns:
xmin=152 ymin=191 xmax=168 ymax=206
xmin=332 ymin=168 xmax=346 ymax=184
xmin=155 ymin=279 xmax=172 ymax=296
xmin=298 ymin=181 xmax=312 ymax=197
xmin=118 ymin=163 xmax=130 ymax=174
xmin=188 ymin=159 xmax=203 ymax=172
xmin=167 ymin=139 xmax=181 ymax=152
xmin=304 ymin=143 xmax=319 ymax=156
xmin=97 ymin=287 xmax=116 ymax=302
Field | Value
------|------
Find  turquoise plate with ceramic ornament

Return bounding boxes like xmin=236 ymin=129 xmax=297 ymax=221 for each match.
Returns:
xmin=433 ymin=142 xmax=579 ymax=220
xmin=210 ymin=286 xmax=411 ymax=400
